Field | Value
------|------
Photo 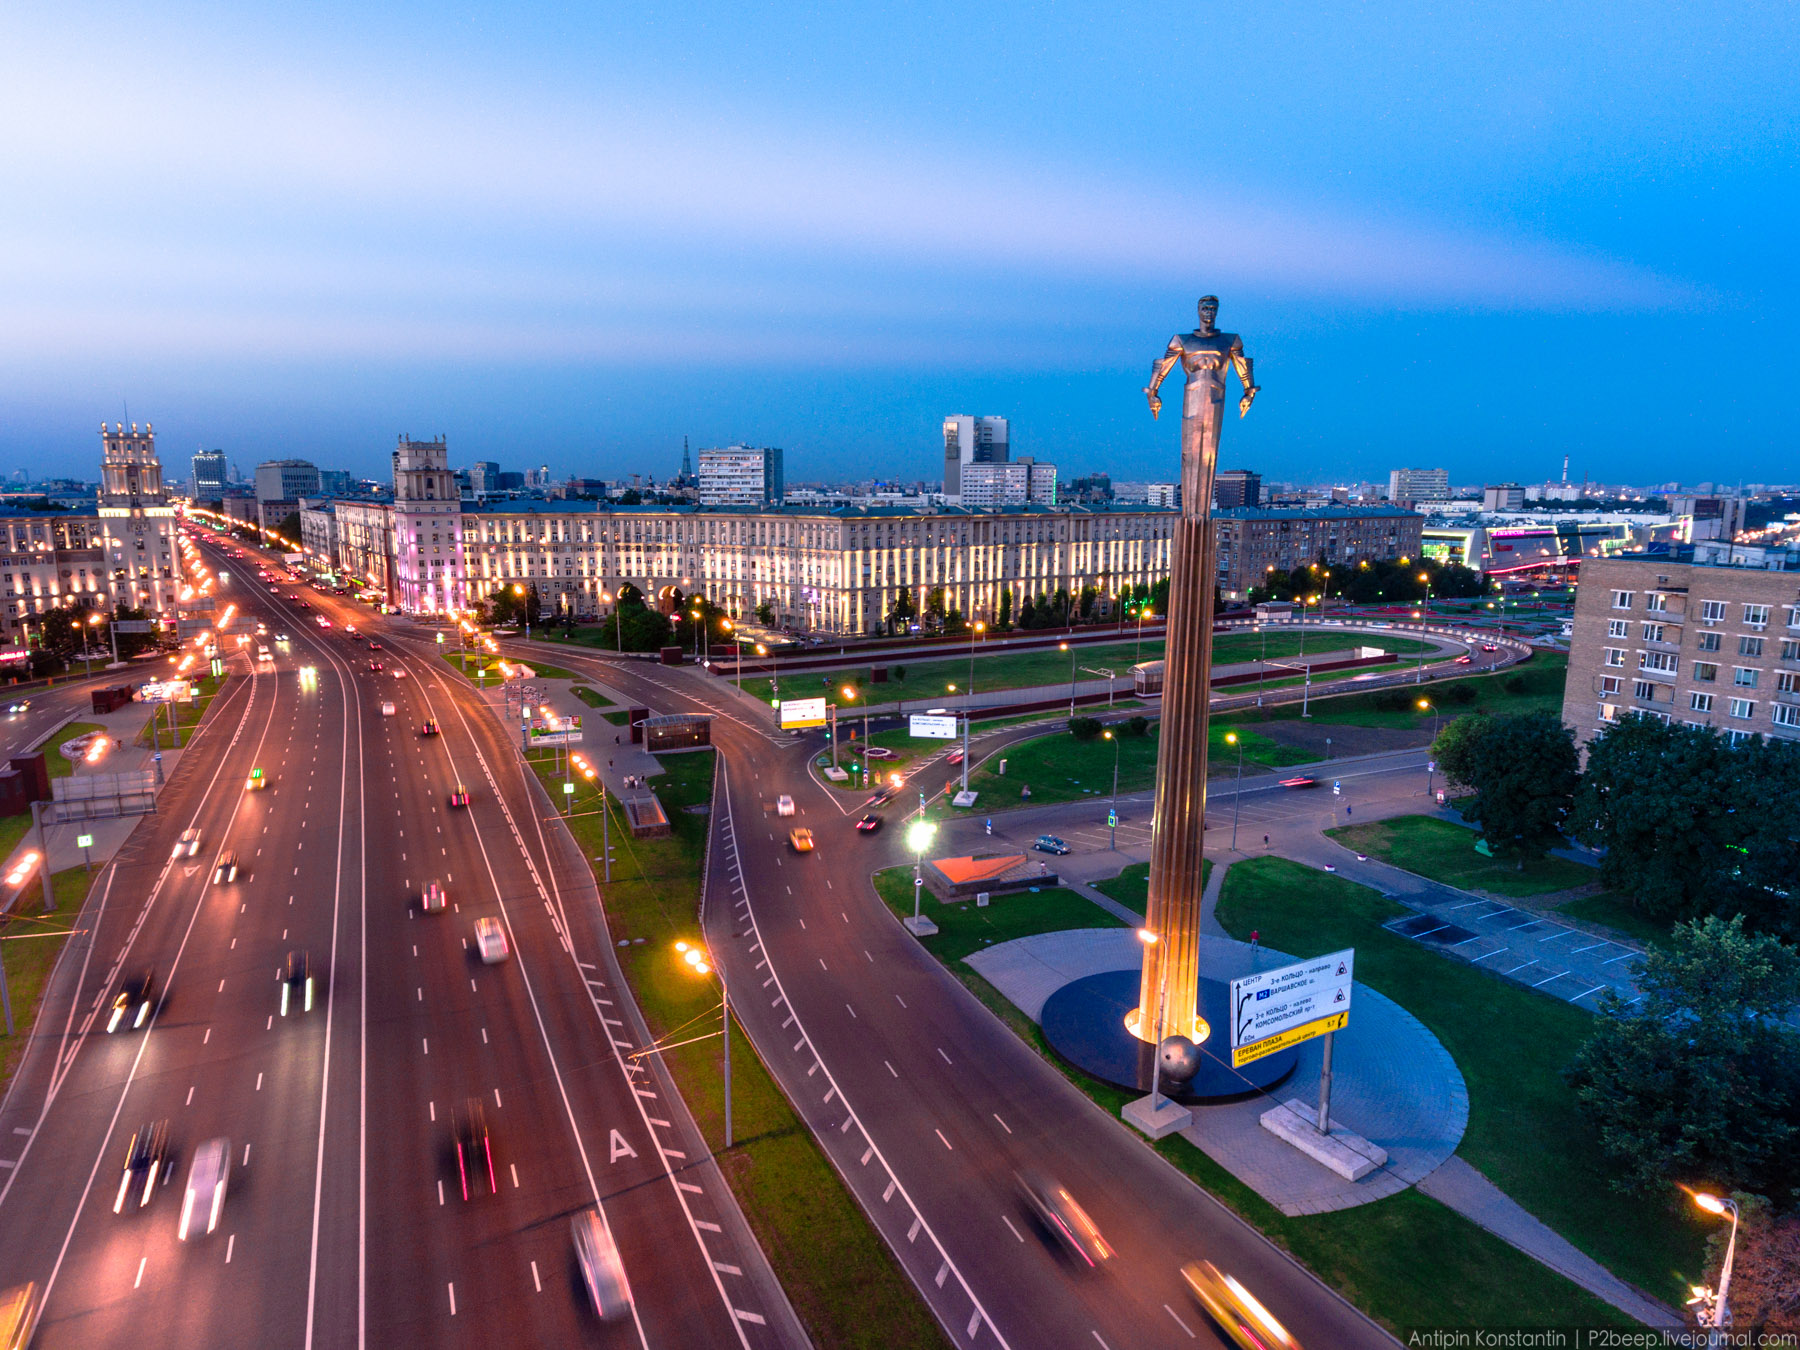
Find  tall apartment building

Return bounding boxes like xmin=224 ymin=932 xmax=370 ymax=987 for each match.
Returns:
xmin=1482 ymin=484 xmax=1526 ymax=511
xmin=99 ymin=422 xmax=182 ymax=615
xmin=468 ymin=461 xmax=502 ymax=495
xmin=392 ymin=435 xmax=466 ymax=614
xmin=1388 ymin=467 xmax=1451 ymax=504
xmin=697 ymin=446 xmax=785 ymax=507
xmin=1214 ymin=469 xmax=1261 ymax=510
xmin=1213 ymin=505 xmax=1424 ymax=597
xmin=942 ymin=415 xmax=1009 ymax=496
xmin=1560 ymin=552 xmax=1800 ymax=750
xmin=957 ymin=458 xmax=1058 ymax=509
xmin=254 ymin=458 xmax=323 ymax=531
xmin=192 ymin=448 xmax=227 ymax=497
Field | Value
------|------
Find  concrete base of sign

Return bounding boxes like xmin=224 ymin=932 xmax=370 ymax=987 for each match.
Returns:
xmin=1259 ymin=1099 xmax=1387 ymax=1181
xmin=821 ymin=766 xmax=848 ymax=782
xmin=902 ymin=915 xmax=939 ymax=937
xmin=951 ymin=790 xmax=978 ymax=807
xmin=1122 ymin=1094 xmax=1193 ymax=1140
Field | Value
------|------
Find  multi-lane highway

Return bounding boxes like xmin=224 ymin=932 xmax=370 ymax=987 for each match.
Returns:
xmin=492 ymin=641 xmax=1404 ymax=1349
xmin=0 ymin=531 xmax=803 ymax=1349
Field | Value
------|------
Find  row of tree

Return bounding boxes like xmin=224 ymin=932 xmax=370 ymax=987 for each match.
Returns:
xmin=1433 ymin=711 xmax=1800 ymax=940
xmin=1250 ymin=556 xmax=1487 ymax=607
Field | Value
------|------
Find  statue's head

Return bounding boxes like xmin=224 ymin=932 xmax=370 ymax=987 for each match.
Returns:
xmin=1197 ymin=295 xmax=1219 ymax=329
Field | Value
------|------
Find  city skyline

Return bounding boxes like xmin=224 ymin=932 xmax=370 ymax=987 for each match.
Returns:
xmin=2 ymin=2 xmax=1795 ymax=487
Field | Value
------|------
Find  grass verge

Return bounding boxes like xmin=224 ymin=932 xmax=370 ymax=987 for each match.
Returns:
xmin=444 ymin=652 xmax=583 ymax=684
xmin=46 ymin=722 xmax=108 ymax=778
xmin=871 ymin=869 xmax=1124 ymax=960
xmin=524 ymin=749 xmax=949 ymax=1349
xmin=1216 ymin=857 xmax=1703 ymax=1304
xmin=133 ymin=674 xmax=228 ymax=749
xmin=1 ymin=866 xmax=100 ymax=1090
xmin=569 ymin=686 xmax=615 ymax=709
xmin=1326 ymin=814 xmax=1596 ymax=898
xmin=871 ymin=861 xmax=1634 ymax=1330
xmin=1219 ymin=652 xmax=1568 ymax=730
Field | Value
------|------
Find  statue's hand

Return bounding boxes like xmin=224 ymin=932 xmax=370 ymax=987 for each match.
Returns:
xmin=1145 ymin=389 xmax=1162 ymax=420
xmin=1239 ymin=385 xmax=1261 ymax=418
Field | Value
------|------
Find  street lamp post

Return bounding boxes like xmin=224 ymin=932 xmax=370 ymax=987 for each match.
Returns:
xmin=1225 ymin=730 xmax=1245 ymax=850
xmin=1102 ymin=729 xmax=1123 ymax=849
xmin=1134 ymin=605 xmax=1153 ymax=665
xmin=905 ymin=812 xmax=937 ymax=934
xmin=1060 ymin=640 xmax=1077 ymax=716
xmin=1690 ymin=1192 xmax=1740 ymax=1345
xmin=1137 ymin=927 xmax=1166 ymax=1110
xmin=676 ymin=942 xmax=732 ymax=1149
xmin=1418 ymin=699 xmax=1438 ymax=798
xmin=961 ymin=621 xmax=984 ymax=794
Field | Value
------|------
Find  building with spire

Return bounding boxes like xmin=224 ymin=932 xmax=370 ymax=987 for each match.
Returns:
xmin=391 ymin=435 xmax=465 ymax=614
xmin=98 ymin=421 xmax=182 ymax=616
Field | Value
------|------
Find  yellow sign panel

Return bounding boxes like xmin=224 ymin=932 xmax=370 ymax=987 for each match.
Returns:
xmin=1231 ymin=1011 xmax=1347 ymax=1068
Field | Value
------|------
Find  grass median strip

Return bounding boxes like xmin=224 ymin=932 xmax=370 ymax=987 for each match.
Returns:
xmin=133 ymin=673 xmax=227 ymax=749
xmin=873 ymin=859 xmax=1639 ymax=1330
xmin=526 ymin=748 xmax=950 ymax=1350
xmin=1221 ymin=651 xmax=1569 ymax=730
xmin=1 ymin=866 xmax=101 ymax=1090
xmin=1216 ymin=856 xmax=1703 ymax=1306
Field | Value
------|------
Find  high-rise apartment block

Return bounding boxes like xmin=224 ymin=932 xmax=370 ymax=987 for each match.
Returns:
xmin=942 ymin=415 xmax=1009 ymax=496
xmin=1213 ymin=505 xmax=1424 ymax=597
xmin=697 ymin=445 xmax=785 ymax=507
xmin=1214 ymin=469 xmax=1261 ymax=510
xmin=468 ymin=461 xmax=502 ymax=495
xmin=957 ymin=458 xmax=1058 ymax=509
xmin=1483 ymin=484 xmax=1526 ymax=511
xmin=1388 ymin=467 xmax=1451 ymax=504
xmin=192 ymin=448 xmax=227 ymax=497
xmin=1561 ymin=552 xmax=1800 ymax=750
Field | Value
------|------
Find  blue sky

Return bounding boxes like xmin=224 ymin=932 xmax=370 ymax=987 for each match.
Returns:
xmin=2 ymin=1 xmax=1795 ymax=488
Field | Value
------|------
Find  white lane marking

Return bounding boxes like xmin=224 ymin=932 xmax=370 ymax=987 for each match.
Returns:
xmin=226 ymin=1233 xmax=236 ymax=1263
xmin=1001 ymin=1215 xmax=1024 ymax=1243
xmin=993 ymin=1113 xmax=1011 ymax=1134
xmin=531 ymin=1260 xmax=541 ymax=1292
xmin=447 ymin=1283 xmax=456 ymax=1316
xmin=135 ymin=1256 xmax=147 ymax=1288
xmin=935 ymin=1129 xmax=952 ymax=1150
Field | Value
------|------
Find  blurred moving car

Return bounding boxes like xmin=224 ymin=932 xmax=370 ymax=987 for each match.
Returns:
xmin=6 ymin=699 xmax=30 ymax=715
xmin=454 ymin=1098 xmax=497 ymax=1200
xmin=367 ymin=641 xmax=383 ymax=650
xmin=1278 ymin=775 xmax=1318 ymax=789
xmin=245 ymin=767 xmax=268 ymax=791
xmin=212 ymin=852 xmax=239 ymax=884
xmin=1454 ymin=654 xmax=1473 ymax=665
xmin=178 ymin=1137 xmax=231 ymax=1241
xmin=572 ymin=1208 xmax=633 ymax=1322
xmin=0 ymin=1281 xmax=41 ymax=1350
xmin=421 ymin=720 xmax=440 ymax=736
xmin=776 ymin=794 xmax=795 ymax=817
xmin=474 ymin=917 xmax=509 ymax=964
xmin=1480 ymin=642 xmax=1499 ymax=652
xmin=788 ymin=827 xmax=814 ymax=853
xmin=946 ymin=748 xmax=965 ymax=765
xmin=1033 ymin=834 xmax=1071 ymax=855
xmin=1015 ymin=1170 xmax=1112 ymax=1269
xmin=855 ymin=814 xmax=882 ymax=833
xmin=108 ymin=968 xmax=156 ymax=1033
xmin=380 ymin=702 xmax=396 ymax=716
xmin=448 ymin=783 xmax=471 ymax=807
xmin=114 ymin=1119 xmax=171 ymax=1213
xmin=421 ymin=882 xmax=447 ymax=913
xmin=368 ymin=660 xmax=384 ymax=673
xmin=172 ymin=828 xmax=202 ymax=859
xmin=280 ymin=950 xmax=315 ymax=1016
xmin=1179 ymin=1260 xmax=1300 ymax=1349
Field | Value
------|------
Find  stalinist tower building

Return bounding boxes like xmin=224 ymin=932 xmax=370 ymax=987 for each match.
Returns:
xmin=98 ymin=422 xmax=182 ymax=616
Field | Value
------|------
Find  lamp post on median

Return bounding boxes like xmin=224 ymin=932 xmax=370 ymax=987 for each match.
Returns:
xmin=1689 ymin=1192 xmax=1740 ymax=1345
xmin=676 ymin=941 xmax=732 ymax=1149
xmin=1103 ymin=728 xmax=1121 ymax=849
xmin=1225 ymin=730 xmax=1245 ymax=850
xmin=1419 ymin=699 xmax=1438 ymax=799
xmin=904 ymin=813 xmax=937 ymax=935
xmin=1060 ymin=640 xmax=1077 ymax=716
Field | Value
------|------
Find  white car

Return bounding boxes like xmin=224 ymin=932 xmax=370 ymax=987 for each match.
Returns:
xmin=392 ymin=668 xmax=407 ymax=679
xmin=572 ymin=1207 xmax=633 ymax=1322
xmin=256 ymin=647 xmax=272 ymax=663
xmin=172 ymin=828 xmax=202 ymax=859
xmin=380 ymin=702 xmax=396 ymax=716
xmin=474 ymin=917 xmax=509 ymax=964
xmin=776 ymin=795 xmax=795 ymax=817
xmin=178 ymin=1137 xmax=231 ymax=1241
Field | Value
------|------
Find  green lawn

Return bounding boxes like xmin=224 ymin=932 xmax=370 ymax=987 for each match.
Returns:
xmin=741 ymin=630 xmax=1437 ymax=707
xmin=876 ymin=856 xmax=1633 ymax=1329
xmin=1 ymin=866 xmax=100 ymax=1090
xmin=131 ymin=673 xmax=228 ymax=750
xmin=525 ymin=750 xmax=947 ymax=1350
xmin=1327 ymin=814 xmax=1596 ymax=898
xmin=444 ymin=652 xmax=582 ymax=683
xmin=1216 ymin=856 xmax=1704 ymax=1305
xmin=569 ymin=685 xmax=615 ymax=709
xmin=1555 ymin=892 xmax=1671 ymax=948
xmin=1220 ymin=652 xmax=1569 ymax=730
xmin=872 ymin=867 xmax=1124 ymax=961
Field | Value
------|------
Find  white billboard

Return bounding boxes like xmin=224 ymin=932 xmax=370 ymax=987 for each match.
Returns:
xmin=779 ymin=697 xmax=828 ymax=729
xmin=1229 ymin=948 xmax=1354 ymax=1068
xmin=909 ymin=714 xmax=958 ymax=739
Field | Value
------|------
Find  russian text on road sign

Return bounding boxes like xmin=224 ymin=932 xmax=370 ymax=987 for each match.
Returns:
xmin=1233 ymin=1011 xmax=1348 ymax=1067
xmin=1229 ymin=948 xmax=1354 ymax=1067
xmin=909 ymin=713 xmax=957 ymax=739
xmin=779 ymin=697 xmax=828 ymax=729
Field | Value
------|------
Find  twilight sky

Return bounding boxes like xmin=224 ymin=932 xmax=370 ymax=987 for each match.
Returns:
xmin=2 ymin=1 xmax=1795 ymax=488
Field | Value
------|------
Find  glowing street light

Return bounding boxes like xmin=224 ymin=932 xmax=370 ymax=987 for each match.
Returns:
xmin=1688 ymin=1192 xmax=1740 ymax=1338
xmin=674 ymin=940 xmax=733 ymax=1149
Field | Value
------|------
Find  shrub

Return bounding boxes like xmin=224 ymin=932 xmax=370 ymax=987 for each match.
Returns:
xmin=1068 ymin=716 xmax=1103 ymax=741
xmin=1372 ymin=689 xmax=1414 ymax=713
xmin=1125 ymin=715 xmax=1150 ymax=737
xmin=1447 ymin=682 xmax=1478 ymax=704
xmin=892 ymin=666 xmax=905 ymax=681
xmin=1503 ymin=675 xmax=1527 ymax=694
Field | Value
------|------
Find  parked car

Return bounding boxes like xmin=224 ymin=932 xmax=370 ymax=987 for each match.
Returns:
xmin=1032 ymin=835 xmax=1071 ymax=855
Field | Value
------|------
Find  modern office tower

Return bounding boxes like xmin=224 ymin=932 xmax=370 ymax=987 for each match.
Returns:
xmin=941 ymin=415 xmax=1010 ymax=496
xmin=192 ymin=448 xmax=227 ymax=497
xmin=1214 ymin=469 xmax=1261 ymax=510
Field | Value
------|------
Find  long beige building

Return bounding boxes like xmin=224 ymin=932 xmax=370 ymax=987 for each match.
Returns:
xmin=318 ymin=497 xmax=1176 ymax=633
xmin=1561 ymin=552 xmax=1800 ymax=749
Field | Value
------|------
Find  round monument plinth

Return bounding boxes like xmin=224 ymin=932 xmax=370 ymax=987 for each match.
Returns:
xmin=1040 ymin=969 xmax=1296 ymax=1102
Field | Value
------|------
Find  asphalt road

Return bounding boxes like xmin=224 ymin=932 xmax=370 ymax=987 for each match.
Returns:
xmin=513 ymin=645 xmax=1404 ymax=1350
xmin=0 ymin=534 xmax=802 ymax=1349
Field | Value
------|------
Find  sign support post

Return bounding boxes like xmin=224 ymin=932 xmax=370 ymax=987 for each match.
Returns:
xmin=1316 ymin=1032 xmax=1334 ymax=1135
